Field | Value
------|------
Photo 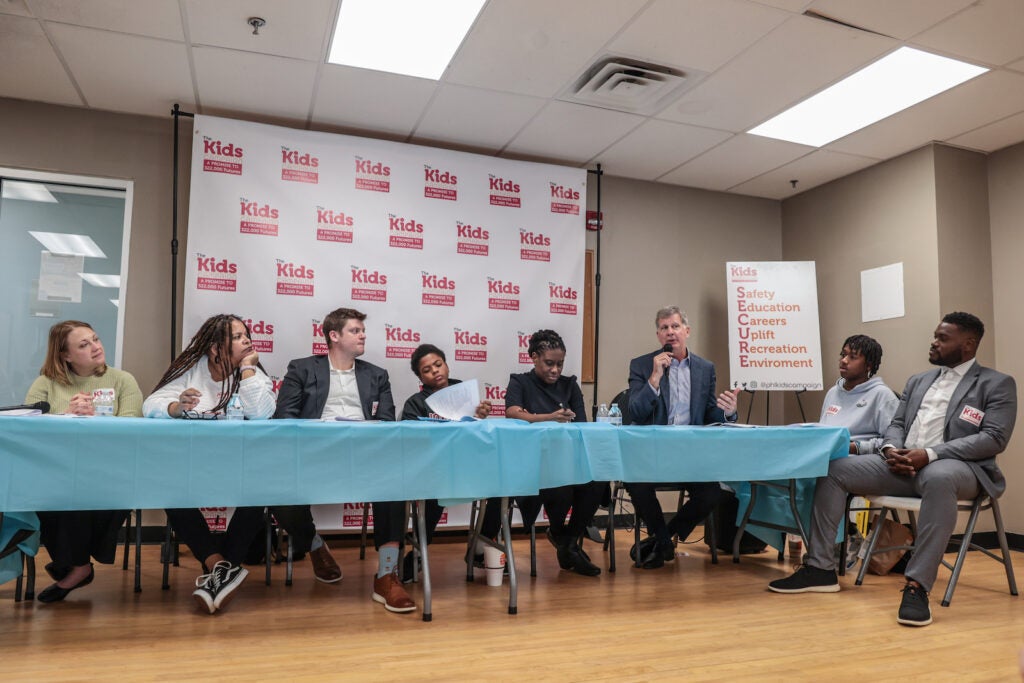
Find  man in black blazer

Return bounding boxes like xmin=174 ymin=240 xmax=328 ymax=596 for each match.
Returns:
xmin=626 ymin=306 xmax=739 ymax=568
xmin=273 ymin=307 xmax=414 ymax=613
xmin=770 ymin=312 xmax=1017 ymax=627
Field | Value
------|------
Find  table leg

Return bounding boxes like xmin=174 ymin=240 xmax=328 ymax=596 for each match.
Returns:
xmin=500 ymin=496 xmax=518 ymax=615
xmin=416 ymin=500 xmax=432 ymax=622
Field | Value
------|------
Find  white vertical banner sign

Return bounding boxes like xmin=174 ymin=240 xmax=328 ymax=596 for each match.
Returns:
xmin=726 ymin=261 xmax=823 ymax=391
xmin=185 ymin=115 xmax=586 ymax=529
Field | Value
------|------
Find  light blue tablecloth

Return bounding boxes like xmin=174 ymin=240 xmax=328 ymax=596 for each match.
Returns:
xmin=0 ymin=417 xmax=848 ymax=515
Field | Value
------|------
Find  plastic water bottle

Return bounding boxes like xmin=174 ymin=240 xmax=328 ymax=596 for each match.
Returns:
xmin=609 ymin=403 xmax=622 ymax=426
xmin=93 ymin=389 xmax=114 ymax=417
xmin=226 ymin=393 xmax=244 ymax=421
xmin=596 ymin=403 xmax=610 ymax=423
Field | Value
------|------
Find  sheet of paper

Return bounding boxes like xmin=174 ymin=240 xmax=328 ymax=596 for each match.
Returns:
xmin=861 ymin=262 xmax=904 ymax=322
xmin=426 ymin=379 xmax=480 ymax=421
xmin=38 ymin=251 xmax=84 ymax=303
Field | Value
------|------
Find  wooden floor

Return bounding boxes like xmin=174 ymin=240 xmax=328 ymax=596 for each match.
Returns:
xmin=2 ymin=530 xmax=1022 ymax=682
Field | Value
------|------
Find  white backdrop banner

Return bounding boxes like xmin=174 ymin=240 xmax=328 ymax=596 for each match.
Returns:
xmin=726 ymin=261 xmax=823 ymax=391
xmin=185 ymin=115 xmax=586 ymax=530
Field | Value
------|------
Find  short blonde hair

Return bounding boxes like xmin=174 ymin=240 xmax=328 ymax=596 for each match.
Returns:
xmin=655 ymin=306 xmax=688 ymax=327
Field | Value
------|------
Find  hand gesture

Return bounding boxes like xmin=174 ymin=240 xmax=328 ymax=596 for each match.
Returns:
xmin=66 ymin=392 xmax=95 ymax=416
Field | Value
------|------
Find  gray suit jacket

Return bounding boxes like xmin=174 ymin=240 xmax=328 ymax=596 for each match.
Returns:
xmin=883 ymin=362 xmax=1017 ymax=497
xmin=627 ymin=349 xmax=731 ymax=426
xmin=273 ymin=354 xmax=395 ymax=421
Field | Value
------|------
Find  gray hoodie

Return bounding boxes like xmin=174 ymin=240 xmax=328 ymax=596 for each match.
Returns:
xmin=818 ymin=375 xmax=899 ymax=455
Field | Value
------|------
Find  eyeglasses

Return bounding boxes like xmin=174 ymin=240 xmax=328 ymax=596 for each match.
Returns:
xmin=180 ymin=411 xmax=223 ymax=420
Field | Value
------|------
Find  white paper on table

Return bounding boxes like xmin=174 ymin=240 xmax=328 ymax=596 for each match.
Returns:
xmin=426 ymin=379 xmax=480 ymax=421
xmin=0 ymin=409 xmax=43 ymax=416
xmin=38 ymin=251 xmax=84 ymax=303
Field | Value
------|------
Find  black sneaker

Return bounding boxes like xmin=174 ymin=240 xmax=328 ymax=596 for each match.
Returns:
xmin=768 ymin=565 xmax=839 ymax=593
xmin=897 ymin=582 xmax=932 ymax=626
xmin=192 ymin=561 xmax=248 ymax=614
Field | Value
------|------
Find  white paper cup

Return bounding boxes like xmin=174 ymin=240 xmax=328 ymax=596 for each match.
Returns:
xmin=483 ymin=545 xmax=505 ymax=587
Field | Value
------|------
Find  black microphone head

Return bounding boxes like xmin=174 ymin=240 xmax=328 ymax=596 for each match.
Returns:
xmin=662 ymin=344 xmax=673 ymax=353
xmin=33 ymin=401 xmax=50 ymax=413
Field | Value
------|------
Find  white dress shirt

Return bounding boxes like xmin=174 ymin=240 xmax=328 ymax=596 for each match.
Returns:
xmin=901 ymin=358 xmax=975 ymax=462
xmin=320 ymin=362 xmax=365 ymax=420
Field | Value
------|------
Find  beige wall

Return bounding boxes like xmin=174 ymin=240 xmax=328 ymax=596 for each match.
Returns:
xmin=0 ymin=97 xmax=190 ymax=393
xmin=987 ymin=140 xmax=1024 ymax=532
xmin=584 ymin=175 xmax=782 ymax=419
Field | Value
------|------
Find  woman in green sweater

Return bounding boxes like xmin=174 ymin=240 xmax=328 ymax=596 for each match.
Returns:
xmin=25 ymin=320 xmax=143 ymax=603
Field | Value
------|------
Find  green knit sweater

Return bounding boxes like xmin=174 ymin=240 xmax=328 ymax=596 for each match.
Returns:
xmin=25 ymin=367 xmax=143 ymax=417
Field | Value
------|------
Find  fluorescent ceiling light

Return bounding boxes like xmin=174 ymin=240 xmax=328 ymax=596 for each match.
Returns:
xmin=110 ymin=298 xmax=119 ymax=308
xmin=748 ymin=47 xmax=988 ymax=147
xmin=2 ymin=181 xmax=57 ymax=203
xmin=79 ymin=273 xmax=121 ymax=288
xmin=328 ymin=0 xmax=485 ymax=80
xmin=29 ymin=231 xmax=106 ymax=258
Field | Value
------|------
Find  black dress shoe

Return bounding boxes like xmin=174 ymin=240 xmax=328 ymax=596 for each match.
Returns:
xmin=37 ymin=564 xmax=94 ymax=603
xmin=44 ymin=562 xmax=70 ymax=582
xmin=639 ymin=539 xmax=675 ymax=569
xmin=563 ymin=543 xmax=601 ymax=577
xmin=629 ymin=536 xmax=657 ymax=562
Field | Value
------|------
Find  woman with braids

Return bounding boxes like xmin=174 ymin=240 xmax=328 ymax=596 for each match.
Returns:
xmin=142 ymin=314 xmax=276 ymax=614
xmin=819 ymin=334 xmax=899 ymax=455
xmin=25 ymin=320 xmax=143 ymax=603
xmin=502 ymin=329 xmax=606 ymax=577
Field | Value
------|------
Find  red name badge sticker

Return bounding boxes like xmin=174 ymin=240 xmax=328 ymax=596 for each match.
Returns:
xmin=826 ymin=405 xmax=841 ymax=416
xmin=959 ymin=405 xmax=984 ymax=427
xmin=371 ymin=401 xmax=379 ymax=417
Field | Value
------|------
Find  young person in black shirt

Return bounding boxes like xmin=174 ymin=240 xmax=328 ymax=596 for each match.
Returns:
xmin=503 ymin=329 xmax=606 ymax=577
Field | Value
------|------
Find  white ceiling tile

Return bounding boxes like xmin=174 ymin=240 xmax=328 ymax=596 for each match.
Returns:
xmin=0 ymin=0 xmax=31 ymax=17
xmin=592 ymin=119 xmax=732 ymax=180
xmin=807 ymin=0 xmax=975 ymax=40
xmin=47 ymin=24 xmax=193 ymax=115
xmin=658 ymin=134 xmax=813 ymax=191
xmin=913 ymin=0 xmax=1024 ymax=66
xmin=828 ymin=70 xmax=1024 ymax=158
xmin=503 ymin=101 xmax=644 ymax=163
xmin=0 ymin=15 xmax=81 ymax=106
xmin=313 ymin=65 xmax=438 ymax=137
xmin=445 ymin=0 xmax=648 ymax=98
xmin=658 ymin=14 xmax=895 ymax=132
xmin=1008 ymin=58 xmax=1024 ymax=74
xmin=608 ymin=0 xmax=788 ymax=73
xmin=751 ymin=0 xmax=812 ymax=12
xmin=193 ymin=47 xmax=318 ymax=122
xmin=731 ymin=149 xmax=879 ymax=199
xmin=411 ymin=84 xmax=546 ymax=153
xmin=184 ymin=0 xmax=332 ymax=62
xmin=27 ymin=0 xmax=184 ymax=40
xmin=948 ymin=112 xmax=1024 ymax=153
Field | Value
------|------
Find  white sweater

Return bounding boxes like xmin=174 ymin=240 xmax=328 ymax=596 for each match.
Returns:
xmin=143 ymin=355 xmax=276 ymax=419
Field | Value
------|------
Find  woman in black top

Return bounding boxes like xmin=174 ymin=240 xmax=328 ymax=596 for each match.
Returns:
xmin=504 ymin=329 xmax=605 ymax=577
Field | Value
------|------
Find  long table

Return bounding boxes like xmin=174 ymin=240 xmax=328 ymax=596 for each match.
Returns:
xmin=0 ymin=417 xmax=849 ymax=618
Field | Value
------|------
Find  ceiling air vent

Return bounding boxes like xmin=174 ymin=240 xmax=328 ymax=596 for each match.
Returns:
xmin=561 ymin=57 xmax=702 ymax=115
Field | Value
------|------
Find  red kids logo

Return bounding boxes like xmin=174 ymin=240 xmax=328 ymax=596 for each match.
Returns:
xmin=239 ymin=198 xmax=279 ymax=236
xmin=456 ymin=220 xmax=489 ymax=256
xmin=487 ymin=278 xmax=520 ymax=311
xmin=202 ymin=137 xmax=243 ymax=175
xmin=517 ymin=331 xmax=532 ymax=365
xmin=520 ymin=229 xmax=552 ymax=262
xmin=454 ymin=327 xmax=487 ymax=362
xmin=275 ymin=260 xmax=315 ymax=297
xmin=421 ymin=271 xmax=455 ymax=307
xmin=424 ymin=165 xmax=457 ymax=201
xmin=351 ymin=265 xmax=388 ymax=302
xmin=270 ymin=376 xmax=284 ymax=395
xmin=488 ymin=174 xmax=521 ymax=208
xmin=388 ymin=213 xmax=424 ymax=250
xmin=244 ymin=318 xmax=275 ymax=353
xmin=342 ymin=502 xmax=371 ymax=528
xmin=311 ymin=319 xmax=327 ymax=355
xmin=355 ymin=156 xmax=391 ymax=193
xmin=281 ymin=146 xmax=319 ymax=184
xmin=315 ymin=206 xmax=355 ymax=243
xmin=384 ymin=324 xmax=421 ymax=359
xmin=484 ymin=383 xmax=506 ymax=416
xmin=549 ymin=182 xmax=581 ymax=215
xmin=548 ymin=282 xmax=578 ymax=315
xmin=730 ymin=264 xmax=759 ymax=282
xmin=959 ymin=405 xmax=985 ymax=427
xmin=195 ymin=253 xmax=238 ymax=292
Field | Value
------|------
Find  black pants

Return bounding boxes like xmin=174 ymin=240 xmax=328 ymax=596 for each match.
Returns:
xmin=269 ymin=505 xmax=317 ymax=555
xmin=480 ymin=482 xmax=606 ymax=539
xmin=38 ymin=510 xmax=129 ymax=567
xmin=164 ymin=507 xmax=265 ymax=567
xmin=625 ymin=482 xmax=722 ymax=542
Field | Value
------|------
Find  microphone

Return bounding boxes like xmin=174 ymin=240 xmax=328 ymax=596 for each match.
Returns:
xmin=662 ymin=344 xmax=673 ymax=354
xmin=0 ymin=401 xmax=50 ymax=413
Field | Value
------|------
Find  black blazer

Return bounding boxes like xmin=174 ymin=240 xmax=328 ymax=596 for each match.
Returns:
xmin=273 ymin=355 xmax=395 ymax=421
xmin=627 ymin=349 xmax=730 ymax=427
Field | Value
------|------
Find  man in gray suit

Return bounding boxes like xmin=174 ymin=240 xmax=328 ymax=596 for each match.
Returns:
xmin=625 ymin=306 xmax=739 ymax=568
xmin=769 ymin=312 xmax=1017 ymax=627
xmin=273 ymin=307 xmax=415 ymax=614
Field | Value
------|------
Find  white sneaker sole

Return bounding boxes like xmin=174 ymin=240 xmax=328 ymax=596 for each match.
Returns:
xmin=897 ymin=614 xmax=932 ymax=626
xmin=192 ymin=589 xmax=216 ymax=614
xmin=372 ymin=591 xmax=416 ymax=613
xmin=768 ymin=583 xmax=840 ymax=594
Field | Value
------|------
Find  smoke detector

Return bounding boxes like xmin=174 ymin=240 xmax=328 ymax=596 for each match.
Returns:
xmin=561 ymin=56 xmax=704 ymax=115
